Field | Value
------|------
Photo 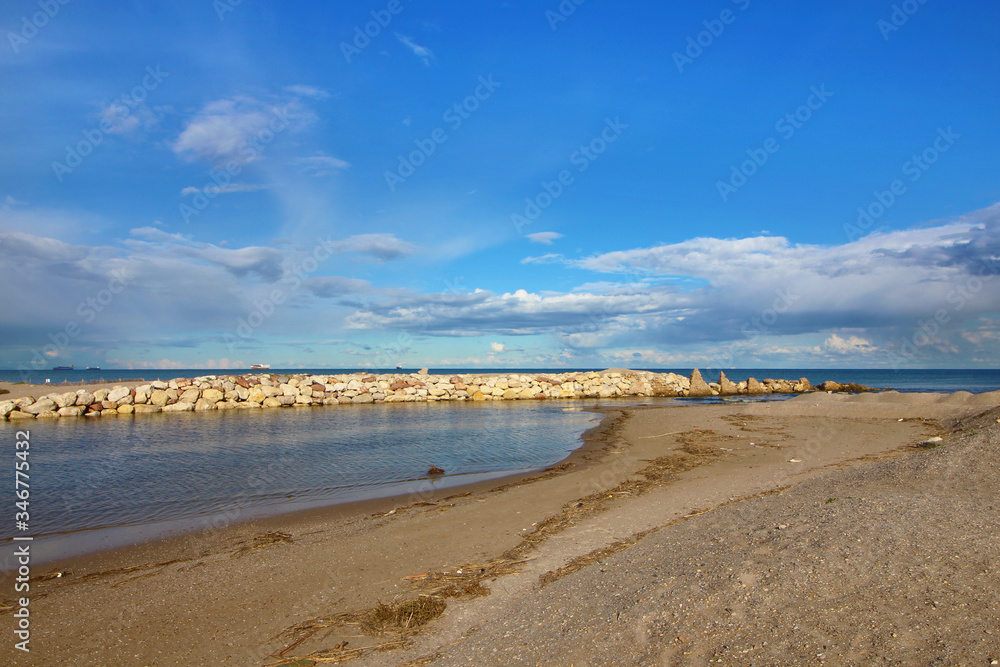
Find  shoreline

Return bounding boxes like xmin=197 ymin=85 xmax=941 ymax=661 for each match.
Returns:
xmin=0 ymin=368 xmax=876 ymax=422
xmin=10 ymin=404 xmax=622 ymax=570
xmin=3 ymin=390 xmax=997 ymax=665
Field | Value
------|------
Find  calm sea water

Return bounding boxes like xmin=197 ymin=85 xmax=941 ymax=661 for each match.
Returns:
xmin=1 ymin=400 xmax=603 ymax=564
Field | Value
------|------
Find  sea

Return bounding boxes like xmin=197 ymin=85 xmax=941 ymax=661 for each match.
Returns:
xmin=2 ymin=367 xmax=998 ymax=566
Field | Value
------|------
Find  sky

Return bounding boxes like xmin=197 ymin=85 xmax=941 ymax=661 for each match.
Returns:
xmin=1 ymin=0 xmax=999 ymax=371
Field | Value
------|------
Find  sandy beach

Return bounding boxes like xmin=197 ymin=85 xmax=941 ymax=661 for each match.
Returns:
xmin=2 ymin=389 xmax=999 ymax=666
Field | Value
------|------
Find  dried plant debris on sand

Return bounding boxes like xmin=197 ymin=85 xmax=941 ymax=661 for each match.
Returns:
xmin=274 ymin=424 xmax=735 ymax=663
xmin=271 ymin=597 xmax=447 ymax=665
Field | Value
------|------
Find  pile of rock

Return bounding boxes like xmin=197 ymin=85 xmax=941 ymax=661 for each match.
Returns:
xmin=0 ymin=369 xmax=875 ymax=421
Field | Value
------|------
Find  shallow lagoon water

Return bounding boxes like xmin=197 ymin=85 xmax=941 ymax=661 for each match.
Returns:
xmin=3 ymin=400 xmax=611 ymax=563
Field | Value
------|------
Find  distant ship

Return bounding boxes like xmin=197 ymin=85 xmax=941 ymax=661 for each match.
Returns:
xmin=86 ymin=366 xmax=100 ymax=371
xmin=396 ymin=365 xmax=403 ymax=370
xmin=250 ymin=364 xmax=270 ymax=370
xmin=53 ymin=365 xmax=74 ymax=371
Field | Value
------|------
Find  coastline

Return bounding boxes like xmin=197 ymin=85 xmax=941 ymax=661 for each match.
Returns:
xmin=3 ymin=389 xmax=997 ymax=665
xmin=10 ymin=404 xmax=622 ymax=568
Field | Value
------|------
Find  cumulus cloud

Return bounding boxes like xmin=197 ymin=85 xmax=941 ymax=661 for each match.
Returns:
xmin=4 ymin=202 xmax=999 ymax=368
xmin=821 ymin=334 xmax=877 ymax=355
xmin=491 ymin=342 xmax=505 ymax=353
xmin=345 ymin=286 xmax=681 ymax=337
xmin=342 ymin=204 xmax=1000 ymax=365
xmin=171 ymin=93 xmax=315 ymax=165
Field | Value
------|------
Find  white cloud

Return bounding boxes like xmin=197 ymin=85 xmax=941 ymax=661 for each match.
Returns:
xmin=522 ymin=253 xmax=564 ymax=265
xmin=323 ymin=233 xmax=417 ymax=261
xmin=4 ymin=202 xmax=999 ymax=368
xmin=0 ymin=224 xmax=425 ymax=363
xmin=527 ymin=232 xmax=563 ymax=245
xmin=822 ymin=334 xmax=877 ymax=355
xmin=341 ymin=203 xmax=1000 ymax=365
xmin=301 ymin=276 xmax=376 ymax=299
xmin=284 ymin=85 xmax=330 ymax=99
xmin=99 ymin=101 xmax=160 ymax=135
xmin=395 ymin=33 xmax=434 ymax=66
xmin=171 ymin=94 xmax=314 ymax=165
xmin=491 ymin=342 xmax=505 ymax=353
xmin=290 ymin=153 xmax=350 ymax=176
xmin=179 ymin=183 xmax=269 ymax=196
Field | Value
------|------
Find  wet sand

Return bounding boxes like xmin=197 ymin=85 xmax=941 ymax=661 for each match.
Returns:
xmin=1 ymin=390 xmax=998 ymax=666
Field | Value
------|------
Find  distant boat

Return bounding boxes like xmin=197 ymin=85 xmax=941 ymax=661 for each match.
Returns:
xmin=86 ymin=366 xmax=100 ymax=371
xmin=53 ymin=365 xmax=74 ymax=371
xmin=250 ymin=364 xmax=270 ymax=370
xmin=396 ymin=365 xmax=403 ymax=370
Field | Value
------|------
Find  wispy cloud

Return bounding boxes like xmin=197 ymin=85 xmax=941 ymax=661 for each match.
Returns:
xmin=522 ymin=253 xmax=564 ymax=265
xmin=0 ymin=223 xmax=423 ymax=358
xmin=395 ymin=33 xmax=434 ymax=66
xmin=179 ymin=183 xmax=269 ymax=196
xmin=99 ymin=101 xmax=160 ymax=135
xmin=323 ymin=233 xmax=417 ymax=262
xmin=290 ymin=153 xmax=350 ymax=176
xmin=527 ymin=232 xmax=563 ymax=245
xmin=283 ymin=84 xmax=330 ymax=100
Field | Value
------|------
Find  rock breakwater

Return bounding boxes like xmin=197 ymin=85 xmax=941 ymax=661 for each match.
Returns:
xmin=0 ymin=369 xmax=876 ymax=422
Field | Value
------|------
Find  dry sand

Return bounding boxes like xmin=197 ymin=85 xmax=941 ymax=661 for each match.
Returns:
xmin=1 ymin=390 xmax=998 ymax=666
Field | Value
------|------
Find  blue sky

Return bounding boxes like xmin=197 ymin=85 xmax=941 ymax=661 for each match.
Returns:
xmin=1 ymin=0 xmax=999 ymax=371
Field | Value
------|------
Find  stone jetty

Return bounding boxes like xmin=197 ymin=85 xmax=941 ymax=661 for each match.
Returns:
xmin=0 ymin=369 xmax=876 ymax=422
